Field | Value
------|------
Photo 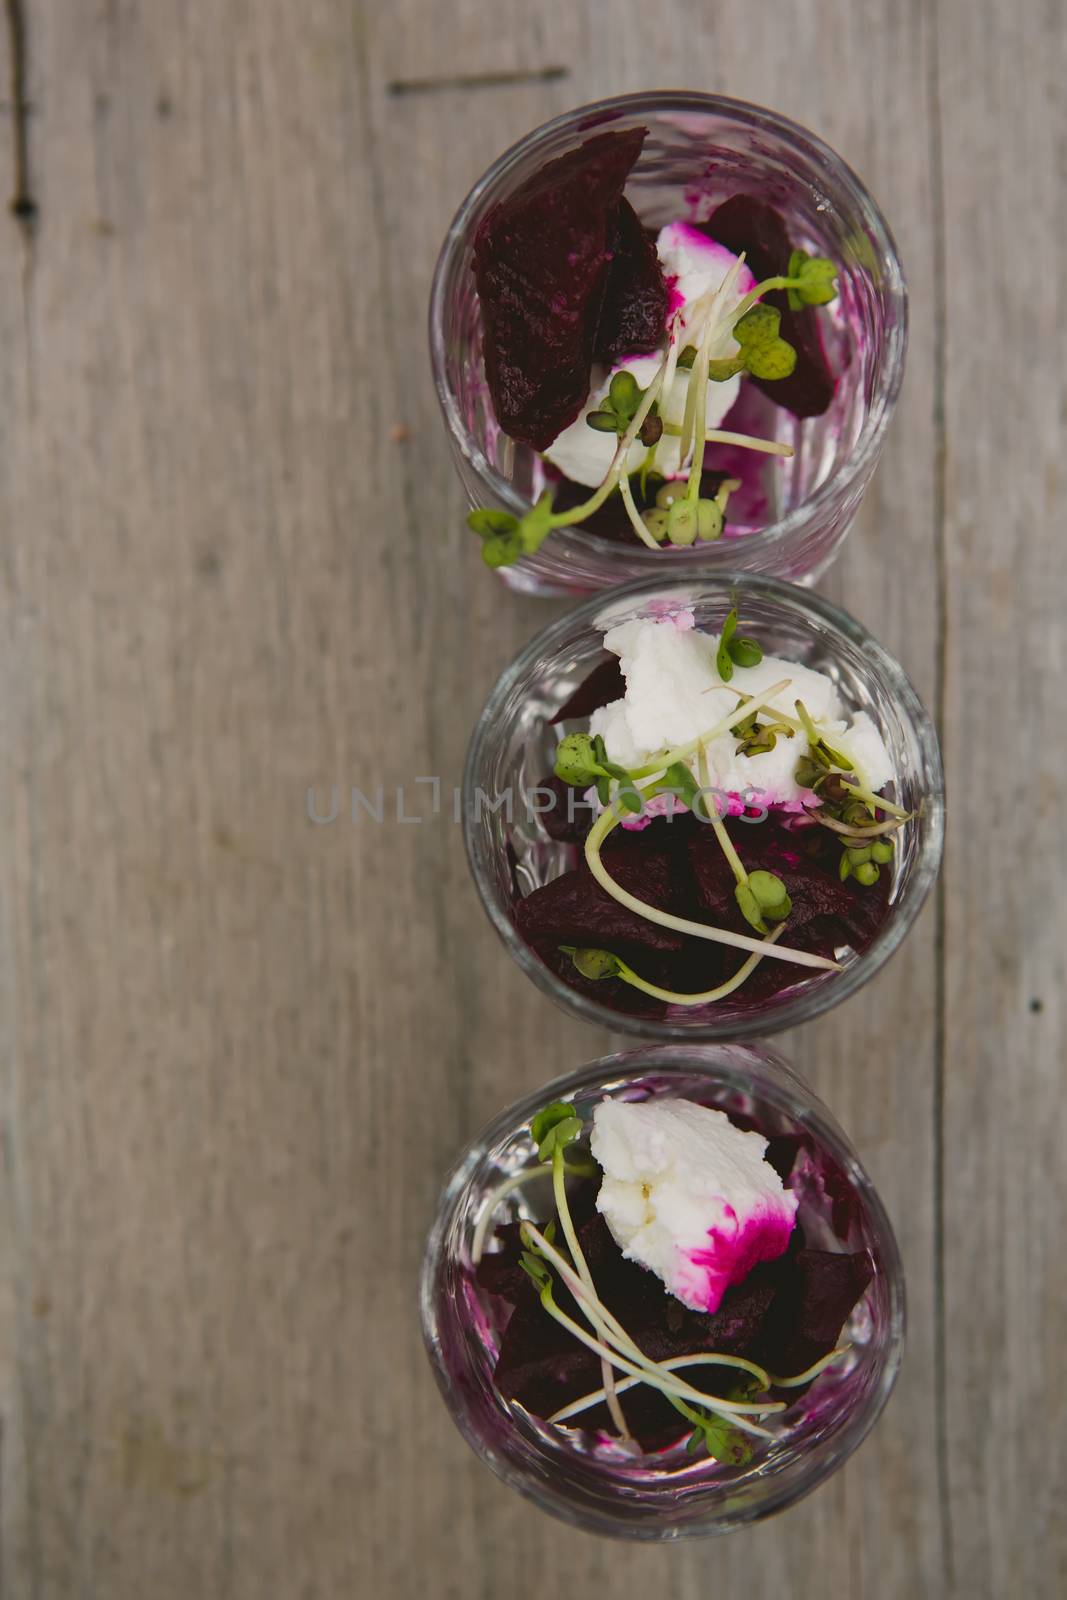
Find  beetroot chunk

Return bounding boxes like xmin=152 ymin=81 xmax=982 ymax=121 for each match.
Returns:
xmin=754 ymin=1248 xmax=874 ymax=1379
xmin=550 ymin=656 xmax=626 ymax=723
xmin=594 ymin=198 xmax=669 ymax=362
xmin=699 ymin=196 xmax=835 ymax=418
xmin=474 ymin=130 xmax=647 ymax=450
xmin=516 ymin=836 xmax=687 ymax=955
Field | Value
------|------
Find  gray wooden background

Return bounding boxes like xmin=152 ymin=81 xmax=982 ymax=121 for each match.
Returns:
xmin=1 ymin=2 xmax=1063 ymax=1596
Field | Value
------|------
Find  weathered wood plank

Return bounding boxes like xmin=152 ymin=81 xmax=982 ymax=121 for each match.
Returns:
xmin=935 ymin=1 xmax=1067 ymax=1593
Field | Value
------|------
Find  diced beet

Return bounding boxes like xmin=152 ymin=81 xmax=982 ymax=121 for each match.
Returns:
xmin=474 ymin=130 xmax=647 ymax=449
xmin=534 ymin=773 xmax=595 ymax=843
xmin=763 ymin=1134 xmax=807 ymax=1185
xmin=550 ymin=657 xmax=626 ymax=723
xmin=754 ymin=1248 xmax=873 ymax=1379
xmin=594 ymin=198 xmax=669 ymax=362
xmin=474 ymin=1222 xmax=532 ymax=1305
xmin=699 ymin=196 xmax=835 ymax=418
xmin=515 ymin=837 xmax=687 ymax=954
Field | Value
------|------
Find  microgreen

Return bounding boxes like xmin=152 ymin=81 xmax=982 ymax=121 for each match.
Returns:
xmin=716 ymin=609 xmax=765 ymax=681
xmin=586 ymin=369 xmax=661 ymax=446
xmin=786 ymin=248 xmax=839 ymax=310
xmin=717 ymin=610 xmax=739 ymax=680
xmin=708 ymin=303 xmax=798 ymax=383
xmin=537 ymin=1116 xmax=584 ymax=1162
xmin=735 ymin=869 xmax=792 ymax=935
xmin=794 ymin=700 xmax=856 ymax=774
xmin=520 ymin=1216 xmax=782 ymax=1447
xmin=530 ymin=1102 xmax=577 ymax=1150
xmin=554 ymin=733 xmax=643 ymax=813
xmin=506 ymin=1100 xmax=839 ymax=1454
xmin=467 ymin=508 xmax=520 ymax=538
xmin=582 ymin=777 xmax=839 ymax=975
xmin=469 ymin=491 xmax=559 ymax=568
xmin=734 ymin=713 xmax=792 ymax=758
xmin=561 ymin=931 xmax=784 ymax=1006
xmin=554 ymin=733 xmax=605 ymax=788
xmin=686 ymin=1393 xmax=759 ymax=1464
xmin=560 ymin=945 xmax=623 ymax=981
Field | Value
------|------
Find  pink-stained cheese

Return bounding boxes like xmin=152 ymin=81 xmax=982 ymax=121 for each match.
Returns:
xmin=590 ymin=1097 xmax=799 ymax=1313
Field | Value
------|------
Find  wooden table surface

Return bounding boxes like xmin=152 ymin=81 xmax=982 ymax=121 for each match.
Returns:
xmin=1 ymin=3 xmax=1063 ymax=1596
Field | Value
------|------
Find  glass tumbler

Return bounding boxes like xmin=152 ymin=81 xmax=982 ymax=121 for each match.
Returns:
xmin=462 ymin=572 xmax=943 ymax=1040
xmin=430 ymin=92 xmax=907 ymax=596
xmin=420 ymin=1043 xmax=905 ymax=1538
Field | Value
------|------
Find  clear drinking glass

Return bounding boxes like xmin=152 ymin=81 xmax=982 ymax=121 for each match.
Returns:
xmin=420 ymin=1043 xmax=905 ymax=1538
xmin=463 ymin=572 xmax=943 ymax=1040
xmin=430 ymin=92 xmax=907 ymax=597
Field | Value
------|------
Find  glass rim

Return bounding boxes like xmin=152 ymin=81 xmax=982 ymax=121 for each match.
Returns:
xmin=462 ymin=570 xmax=944 ymax=1042
xmin=420 ymin=1041 xmax=906 ymax=1539
xmin=429 ymin=89 xmax=908 ymax=568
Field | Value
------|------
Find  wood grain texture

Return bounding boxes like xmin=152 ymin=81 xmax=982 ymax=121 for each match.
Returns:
xmin=0 ymin=1 xmax=1060 ymax=1596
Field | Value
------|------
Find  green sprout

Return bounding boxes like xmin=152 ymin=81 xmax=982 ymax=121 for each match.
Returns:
xmin=708 ymin=303 xmax=798 ymax=384
xmin=735 ymin=869 xmax=793 ymax=936
xmin=786 ymin=248 xmax=839 ymax=310
xmin=553 ymin=733 xmax=642 ymax=814
xmin=575 ymin=686 xmax=841 ymax=977
xmin=561 ymin=936 xmax=786 ymax=1006
xmin=586 ymin=370 xmax=663 ymax=447
xmin=716 ymin=608 xmax=765 ymax=683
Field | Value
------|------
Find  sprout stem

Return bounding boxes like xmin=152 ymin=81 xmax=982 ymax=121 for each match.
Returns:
xmin=814 ymin=811 xmax=908 ymax=840
xmin=549 ymin=360 xmax=668 ymax=530
xmin=548 ymin=1352 xmax=783 ymax=1424
xmin=659 ymin=422 xmax=794 ymax=456
xmin=551 ymin=1149 xmax=630 ymax=1436
xmin=618 ymin=469 xmax=661 ymax=551
xmin=836 ymin=776 xmax=910 ymax=819
xmin=765 ymin=1346 xmax=850 ymax=1388
xmin=612 ymin=928 xmax=784 ymax=1004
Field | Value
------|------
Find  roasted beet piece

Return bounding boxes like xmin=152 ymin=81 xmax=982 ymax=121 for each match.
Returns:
xmin=534 ymin=773 xmax=595 ymax=844
xmin=474 ymin=130 xmax=647 ymax=450
xmin=594 ymin=198 xmax=669 ymax=362
xmin=754 ymin=1248 xmax=873 ymax=1380
xmin=699 ymin=196 xmax=835 ymax=418
xmin=550 ymin=656 xmax=626 ymax=724
xmin=515 ymin=834 xmax=687 ymax=955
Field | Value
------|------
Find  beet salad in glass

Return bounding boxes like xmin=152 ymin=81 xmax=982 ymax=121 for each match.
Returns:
xmin=474 ymin=1090 xmax=874 ymax=1463
xmin=467 ymin=126 xmax=843 ymax=570
xmin=512 ymin=604 xmax=914 ymax=1023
